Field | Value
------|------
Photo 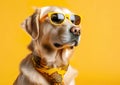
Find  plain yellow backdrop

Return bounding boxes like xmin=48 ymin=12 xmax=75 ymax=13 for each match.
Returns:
xmin=0 ymin=0 xmax=120 ymax=85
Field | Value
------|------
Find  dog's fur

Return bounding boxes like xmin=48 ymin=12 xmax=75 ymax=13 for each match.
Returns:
xmin=14 ymin=6 xmax=81 ymax=85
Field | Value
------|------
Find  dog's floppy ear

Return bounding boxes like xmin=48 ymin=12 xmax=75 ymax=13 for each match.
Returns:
xmin=21 ymin=9 xmax=41 ymax=40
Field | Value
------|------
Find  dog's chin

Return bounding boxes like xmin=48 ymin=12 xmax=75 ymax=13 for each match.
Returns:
xmin=53 ymin=40 xmax=78 ymax=49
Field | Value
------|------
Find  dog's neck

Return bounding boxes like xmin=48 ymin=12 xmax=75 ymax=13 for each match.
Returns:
xmin=33 ymin=47 xmax=72 ymax=68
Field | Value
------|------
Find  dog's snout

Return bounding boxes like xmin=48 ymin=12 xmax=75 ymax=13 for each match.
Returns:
xmin=70 ymin=26 xmax=80 ymax=36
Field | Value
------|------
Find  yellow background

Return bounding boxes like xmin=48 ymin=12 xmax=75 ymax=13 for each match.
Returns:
xmin=0 ymin=0 xmax=120 ymax=85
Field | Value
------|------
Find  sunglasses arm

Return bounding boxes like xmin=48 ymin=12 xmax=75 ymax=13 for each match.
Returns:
xmin=39 ymin=14 xmax=48 ymax=23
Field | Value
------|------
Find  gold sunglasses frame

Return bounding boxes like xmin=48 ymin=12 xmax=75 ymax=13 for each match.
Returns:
xmin=40 ymin=12 xmax=81 ymax=25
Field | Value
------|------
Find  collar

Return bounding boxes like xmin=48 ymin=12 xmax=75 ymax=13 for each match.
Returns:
xmin=32 ymin=54 xmax=69 ymax=84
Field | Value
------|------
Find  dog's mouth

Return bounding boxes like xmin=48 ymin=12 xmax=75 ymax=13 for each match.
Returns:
xmin=54 ymin=43 xmax=63 ymax=48
xmin=53 ymin=40 xmax=78 ymax=48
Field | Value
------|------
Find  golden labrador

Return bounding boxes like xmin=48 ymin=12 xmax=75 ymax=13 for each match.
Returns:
xmin=14 ymin=6 xmax=81 ymax=85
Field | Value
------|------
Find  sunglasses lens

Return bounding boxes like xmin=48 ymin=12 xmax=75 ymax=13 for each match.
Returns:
xmin=51 ymin=13 xmax=64 ymax=24
xmin=70 ymin=15 xmax=81 ymax=25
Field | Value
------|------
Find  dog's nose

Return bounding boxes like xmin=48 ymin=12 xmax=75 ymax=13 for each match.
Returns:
xmin=70 ymin=26 xmax=80 ymax=36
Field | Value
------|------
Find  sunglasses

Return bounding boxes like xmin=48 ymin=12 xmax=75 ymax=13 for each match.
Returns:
xmin=40 ymin=12 xmax=81 ymax=25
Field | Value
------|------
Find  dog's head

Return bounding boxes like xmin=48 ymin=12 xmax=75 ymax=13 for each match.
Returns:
xmin=21 ymin=6 xmax=81 ymax=62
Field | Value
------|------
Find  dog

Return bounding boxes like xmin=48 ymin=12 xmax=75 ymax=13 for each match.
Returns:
xmin=14 ymin=6 xmax=81 ymax=85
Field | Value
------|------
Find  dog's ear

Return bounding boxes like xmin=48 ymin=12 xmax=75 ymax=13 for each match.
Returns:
xmin=21 ymin=9 xmax=41 ymax=40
